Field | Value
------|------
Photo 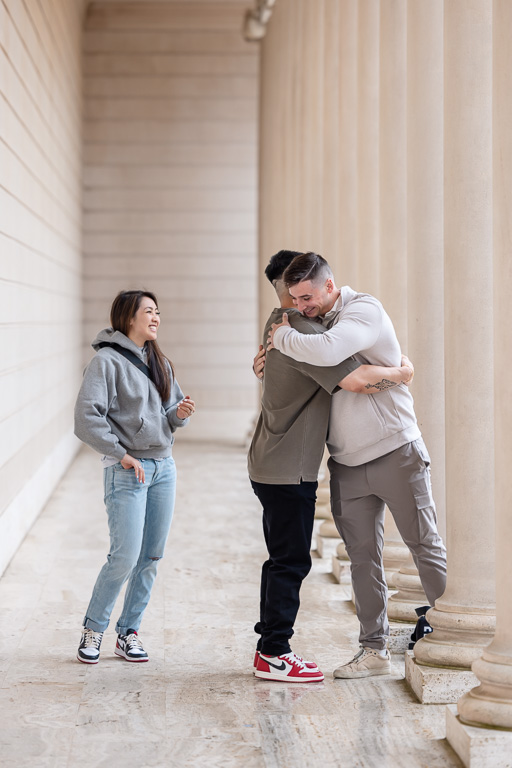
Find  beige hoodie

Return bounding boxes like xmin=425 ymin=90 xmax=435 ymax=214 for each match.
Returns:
xmin=272 ymin=286 xmax=421 ymax=466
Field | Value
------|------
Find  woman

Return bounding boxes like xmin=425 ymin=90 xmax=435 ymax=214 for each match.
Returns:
xmin=74 ymin=290 xmax=195 ymax=664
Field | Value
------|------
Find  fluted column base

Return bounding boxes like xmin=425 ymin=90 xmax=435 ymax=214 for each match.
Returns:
xmin=387 ymin=555 xmax=429 ymax=622
xmin=314 ymin=484 xmax=331 ymax=519
xmin=446 ymin=707 xmax=512 ymax=767
xmin=413 ymin=605 xmax=495 ymax=670
xmin=457 ymin=653 xmax=512 ymax=730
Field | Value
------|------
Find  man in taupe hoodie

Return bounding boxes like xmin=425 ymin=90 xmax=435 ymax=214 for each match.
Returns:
xmin=269 ymin=252 xmax=447 ymax=679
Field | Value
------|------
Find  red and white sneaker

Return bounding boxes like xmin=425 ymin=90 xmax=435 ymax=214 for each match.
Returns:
xmin=253 ymin=650 xmax=319 ymax=672
xmin=255 ymin=652 xmax=324 ymax=683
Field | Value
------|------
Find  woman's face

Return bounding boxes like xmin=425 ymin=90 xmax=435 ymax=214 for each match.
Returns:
xmin=128 ymin=296 xmax=160 ymax=346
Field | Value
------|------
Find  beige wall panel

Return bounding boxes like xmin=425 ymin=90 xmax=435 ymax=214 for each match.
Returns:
xmin=84 ymin=165 xmax=256 ymax=188
xmin=83 ymin=30 xmax=249 ymax=54
xmin=85 ymin=75 xmax=257 ymax=99
xmin=83 ymin=188 xmax=256 ymax=211
xmin=3 ymin=2 xmax=81 ymax=164
xmin=83 ymin=1 xmax=258 ymax=412
xmin=1 ymin=98 xmax=81 ymax=219
xmin=86 ymin=2 xmax=244 ymax=31
xmin=0 ymin=50 xmax=81 ymax=199
xmin=85 ymin=96 xmax=256 ymax=121
xmin=84 ymin=211 xmax=256 ymax=233
xmin=84 ymin=53 xmax=257 ymax=76
xmin=84 ymin=254 xmax=255 ymax=278
xmin=0 ymin=0 xmax=84 ymax=575
xmin=84 ymin=275 xmax=255 ymax=300
xmin=83 ymin=232 xmax=255 ymax=254
xmin=84 ymin=142 xmax=256 ymax=166
xmin=84 ymin=119 xmax=256 ymax=143
xmin=0 ymin=406 xmax=76 ymax=514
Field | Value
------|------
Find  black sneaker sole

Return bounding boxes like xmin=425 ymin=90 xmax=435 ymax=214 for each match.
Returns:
xmin=114 ymin=647 xmax=149 ymax=663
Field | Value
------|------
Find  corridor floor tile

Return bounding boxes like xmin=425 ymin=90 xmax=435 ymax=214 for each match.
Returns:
xmin=0 ymin=443 xmax=463 ymax=768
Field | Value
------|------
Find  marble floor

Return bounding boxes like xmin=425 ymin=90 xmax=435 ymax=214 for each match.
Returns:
xmin=0 ymin=441 xmax=462 ymax=768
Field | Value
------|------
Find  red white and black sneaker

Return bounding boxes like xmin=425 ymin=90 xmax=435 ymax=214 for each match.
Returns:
xmin=77 ymin=627 xmax=104 ymax=664
xmin=255 ymin=652 xmax=324 ymax=683
xmin=253 ymin=650 xmax=319 ymax=672
xmin=115 ymin=629 xmax=149 ymax=662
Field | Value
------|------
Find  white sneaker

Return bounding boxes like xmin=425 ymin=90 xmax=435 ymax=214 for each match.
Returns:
xmin=333 ymin=647 xmax=391 ymax=679
xmin=77 ymin=627 xmax=104 ymax=664
xmin=115 ymin=629 xmax=149 ymax=662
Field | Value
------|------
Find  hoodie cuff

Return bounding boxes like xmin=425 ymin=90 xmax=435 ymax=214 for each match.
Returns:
xmin=168 ymin=406 xmax=189 ymax=430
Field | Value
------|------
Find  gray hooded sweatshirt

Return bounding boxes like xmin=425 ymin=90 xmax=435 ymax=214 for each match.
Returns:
xmin=74 ymin=329 xmax=188 ymax=461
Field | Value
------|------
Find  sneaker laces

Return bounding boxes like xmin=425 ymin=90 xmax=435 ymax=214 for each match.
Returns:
xmin=125 ymin=632 xmax=144 ymax=650
xmin=82 ymin=628 xmax=103 ymax=648
xmin=354 ymin=647 xmax=386 ymax=662
xmin=281 ymin=652 xmax=307 ymax=670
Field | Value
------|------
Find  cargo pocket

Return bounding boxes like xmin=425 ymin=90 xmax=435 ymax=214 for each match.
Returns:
xmin=414 ymin=490 xmax=438 ymax=542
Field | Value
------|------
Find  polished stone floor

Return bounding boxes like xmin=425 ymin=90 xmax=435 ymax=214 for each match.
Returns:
xmin=0 ymin=441 xmax=462 ymax=768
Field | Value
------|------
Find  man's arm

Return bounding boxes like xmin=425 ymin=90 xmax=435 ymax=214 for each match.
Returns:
xmin=340 ymin=355 xmax=414 ymax=393
xmin=268 ymin=300 xmax=383 ymax=366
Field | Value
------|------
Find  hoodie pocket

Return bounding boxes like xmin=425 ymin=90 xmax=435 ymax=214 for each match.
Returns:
xmin=368 ymin=395 xmax=386 ymax=427
xmin=132 ymin=418 xmax=147 ymax=448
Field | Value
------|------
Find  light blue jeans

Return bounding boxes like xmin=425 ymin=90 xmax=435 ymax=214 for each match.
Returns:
xmin=84 ymin=457 xmax=176 ymax=635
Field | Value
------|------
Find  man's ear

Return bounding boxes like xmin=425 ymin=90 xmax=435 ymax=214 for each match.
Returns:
xmin=326 ymin=278 xmax=334 ymax=293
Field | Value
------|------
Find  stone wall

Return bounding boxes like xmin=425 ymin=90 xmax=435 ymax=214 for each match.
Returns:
xmin=0 ymin=0 xmax=86 ymax=576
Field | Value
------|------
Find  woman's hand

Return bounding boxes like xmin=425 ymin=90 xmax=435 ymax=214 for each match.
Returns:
xmin=177 ymin=395 xmax=195 ymax=420
xmin=120 ymin=454 xmax=145 ymax=484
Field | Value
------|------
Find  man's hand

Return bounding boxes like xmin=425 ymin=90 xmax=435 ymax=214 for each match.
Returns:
xmin=401 ymin=354 xmax=414 ymax=385
xmin=253 ymin=345 xmax=266 ymax=380
xmin=267 ymin=312 xmax=290 ymax=350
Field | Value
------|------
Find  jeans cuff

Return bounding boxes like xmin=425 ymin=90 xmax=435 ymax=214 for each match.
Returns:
xmin=83 ymin=617 xmax=108 ymax=633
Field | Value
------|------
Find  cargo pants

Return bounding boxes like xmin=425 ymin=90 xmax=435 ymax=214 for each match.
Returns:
xmin=328 ymin=437 xmax=447 ymax=650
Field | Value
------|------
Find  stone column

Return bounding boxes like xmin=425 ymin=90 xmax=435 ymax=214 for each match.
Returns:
xmin=388 ymin=0 xmax=445 ymax=626
xmin=336 ymin=0 xmax=358 ymax=286
xmin=407 ymin=0 xmax=495 ymax=704
xmin=446 ymin=2 xmax=512 ymax=759
xmin=378 ymin=0 xmax=407 ymax=348
xmin=356 ymin=0 xmax=379 ymax=295
xmin=377 ymin=0 xmax=411 ymax=605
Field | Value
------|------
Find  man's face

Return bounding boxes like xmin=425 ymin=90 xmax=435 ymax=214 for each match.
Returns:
xmin=288 ymin=278 xmax=334 ymax=318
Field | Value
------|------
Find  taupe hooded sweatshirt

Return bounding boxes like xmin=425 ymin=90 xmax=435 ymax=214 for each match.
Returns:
xmin=74 ymin=329 xmax=188 ymax=461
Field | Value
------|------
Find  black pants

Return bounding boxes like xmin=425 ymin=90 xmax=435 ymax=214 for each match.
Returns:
xmin=251 ymin=480 xmax=317 ymax=656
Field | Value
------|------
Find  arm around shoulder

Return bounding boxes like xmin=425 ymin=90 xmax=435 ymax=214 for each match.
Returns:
xmin=272 ymin=299 xmax=383 ymax=366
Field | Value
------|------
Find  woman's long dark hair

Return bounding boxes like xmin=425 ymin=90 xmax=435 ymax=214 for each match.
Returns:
xmin=110 ymin=290 xmax=174 ymax=402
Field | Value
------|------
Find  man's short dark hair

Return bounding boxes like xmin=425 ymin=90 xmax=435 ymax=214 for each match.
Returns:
xmin=264 ymin=250 xmax=303 ymax=284
xmin=283 ymin=252 xmax=332 ymax=287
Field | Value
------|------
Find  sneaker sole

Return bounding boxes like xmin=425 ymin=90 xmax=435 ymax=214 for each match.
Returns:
xmin=77 ymin=654 xmax=99 ymax=665
xmin=333 ymin=668 xmax=391 ymax=679
xmin=254 ymin=669 xmax=324 ymax=683
xmin=114 ymin=648 xmax=149 ymax=663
